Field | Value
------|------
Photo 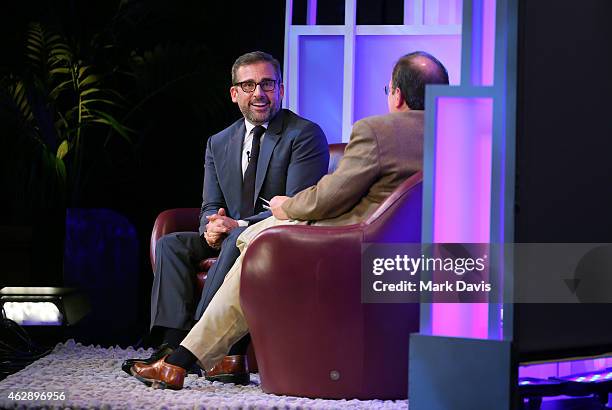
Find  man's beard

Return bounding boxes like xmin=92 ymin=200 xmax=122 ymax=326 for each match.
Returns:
xmin=240 ymin=100 xmax=280 ymax=125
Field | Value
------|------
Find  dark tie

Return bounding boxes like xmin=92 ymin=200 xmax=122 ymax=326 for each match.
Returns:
xmin=241 ymin=125 xmax=265 ymax=218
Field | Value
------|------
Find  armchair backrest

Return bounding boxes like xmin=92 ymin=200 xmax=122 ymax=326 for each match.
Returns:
xmin=328 ymin=143 xmax=347 ymax=174
xmin=150 ymin=208 xmax=201 ymax=271
xmin=363 ymin=171 xmax=423 ymax=243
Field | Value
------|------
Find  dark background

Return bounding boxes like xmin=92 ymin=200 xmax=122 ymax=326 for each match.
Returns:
xmin=515 ymin=0 xmax=612 ymax=360
xmin=0 ymin=0 xmax=288 ymax=346
xmin=0 ymin=0 xmax=404 ymax=347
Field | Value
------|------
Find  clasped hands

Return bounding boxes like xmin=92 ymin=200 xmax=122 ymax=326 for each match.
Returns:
xmin=204 ymin=208 xmax=238 ymax=249
xmin=204 ymin=197 xmax=290 ymax=249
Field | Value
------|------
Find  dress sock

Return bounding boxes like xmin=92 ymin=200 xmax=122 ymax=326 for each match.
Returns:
xmin=165 ymin=345 xmax=198 ymax=370
xmin=162 ymin=328 xmax=189 ymax=349
xmin=228 ymin=334 xmax=251 ymax=355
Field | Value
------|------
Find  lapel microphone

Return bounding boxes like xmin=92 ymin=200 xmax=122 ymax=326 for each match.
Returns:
xmin=247 ymin=151 xmax=251 ymax=163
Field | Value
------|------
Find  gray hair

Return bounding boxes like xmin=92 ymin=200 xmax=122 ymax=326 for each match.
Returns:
xmin=231 ymin=51 xmax=282 ymax=84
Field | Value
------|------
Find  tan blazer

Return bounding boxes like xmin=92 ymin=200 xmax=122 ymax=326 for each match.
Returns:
xmin=282 ymin=110 xmax=424 ymax=225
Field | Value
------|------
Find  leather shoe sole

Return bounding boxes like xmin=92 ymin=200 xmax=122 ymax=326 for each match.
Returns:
xmin=205 ymin=372 xmax=250 ymax=385
xmin=130 ymin=368 xmax=182 ymax=390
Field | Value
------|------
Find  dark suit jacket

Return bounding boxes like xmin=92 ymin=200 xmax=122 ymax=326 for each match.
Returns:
xmin=199 ymin=109 xmax=329 ymax=236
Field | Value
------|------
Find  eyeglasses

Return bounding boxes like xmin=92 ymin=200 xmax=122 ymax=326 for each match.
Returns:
xmin=384 ymin=85 xmax=391 ymax=96
xmin=234 ymin=79 xmax=278 ymax=93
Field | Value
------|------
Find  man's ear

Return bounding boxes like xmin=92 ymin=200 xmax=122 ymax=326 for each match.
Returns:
xmin=279 ymin=83 xmax=285 ymax=100
xmin=230 ymin=86 xmax=238 ymax=103
xmin=393 ymin=89 xmax=404 ymax=110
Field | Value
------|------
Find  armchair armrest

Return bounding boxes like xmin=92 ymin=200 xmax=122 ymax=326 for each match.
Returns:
xmin=150 ymin=208 xmax=200 ymax=270
xmin=241 ymin=223 xmax=365 ymax=311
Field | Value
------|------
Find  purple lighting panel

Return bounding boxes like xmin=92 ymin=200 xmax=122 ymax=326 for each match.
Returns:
xmin=469 ymin=0 xmax=496 ymax=86
xmin=481 ymin=0 xmax=496 ymax=85
xmin=298 ymin=36 xmax=344 ymax=143
xmin=424 ymin=0 xmax=463 ymax=25
xmin=433 ymin=97 xmax=492 ymax=243
xmin=431 ymin=96 xmax=493 ymax=338
xmin=354 ymin=35 xmax=462 ymax=122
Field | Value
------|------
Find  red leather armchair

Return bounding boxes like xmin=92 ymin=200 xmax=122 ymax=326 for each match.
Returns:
xmin=239 ymin=171 xmax=422 ymax=400
xmin=149 ymin=143 xmax=347 ymax=371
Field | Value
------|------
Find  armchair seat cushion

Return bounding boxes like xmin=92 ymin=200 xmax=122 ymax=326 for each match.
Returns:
xmin=198 ymin=258 xmax=217 ymax=271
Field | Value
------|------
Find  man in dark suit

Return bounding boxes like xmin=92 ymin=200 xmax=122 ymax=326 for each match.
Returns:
xmin=133 ymin=51 xmax=329 ymax=366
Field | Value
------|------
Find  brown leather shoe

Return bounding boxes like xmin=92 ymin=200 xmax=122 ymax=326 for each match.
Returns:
xmin=205 ymin=355 xmax=249 ymax=385
xmin=130 ymin=355 xmax=186 ymax=390
xmin=121 ymin=343 xmax=175 ymax=375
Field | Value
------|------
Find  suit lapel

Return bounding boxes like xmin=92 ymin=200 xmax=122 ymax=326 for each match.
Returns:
xmin=223 ymin=121 xmax=245 ymax=213
xmin=254 ymin=110 xmax=285 ymax=202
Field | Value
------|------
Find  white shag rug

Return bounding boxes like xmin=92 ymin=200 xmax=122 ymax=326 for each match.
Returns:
xmin=0 ymin=340 xmax=409 ymax=409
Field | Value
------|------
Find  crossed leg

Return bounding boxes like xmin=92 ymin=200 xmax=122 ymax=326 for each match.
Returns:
xmin=180 ymin=216 xmax=299 ymax=370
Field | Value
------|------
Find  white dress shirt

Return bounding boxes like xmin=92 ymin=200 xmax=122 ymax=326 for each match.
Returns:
xmin=241 ymin=120 xmax=268 ymax=177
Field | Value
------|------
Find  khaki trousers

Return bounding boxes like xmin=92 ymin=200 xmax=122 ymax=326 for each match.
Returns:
xmin=180 ymin=216 xmax=299 ymax=370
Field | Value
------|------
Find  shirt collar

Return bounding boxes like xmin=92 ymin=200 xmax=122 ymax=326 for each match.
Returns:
xmin=244 ymin=119 xmax=269 ymax=136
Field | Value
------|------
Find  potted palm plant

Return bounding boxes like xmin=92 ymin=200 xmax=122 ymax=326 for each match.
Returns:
xmin=1 ymin=22 xmax=131 ymax=208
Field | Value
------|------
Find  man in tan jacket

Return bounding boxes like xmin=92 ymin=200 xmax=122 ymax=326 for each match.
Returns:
xmin=129 ymin=51 xmax=449 ymax=390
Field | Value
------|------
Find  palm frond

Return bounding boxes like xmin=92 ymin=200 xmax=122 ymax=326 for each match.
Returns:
xmin=24 ymin=22 xmax=73 ymax=83
xmin=2 ymin=76 xmax=35 ymax=123
xmin=56 ymin=139 xmax=69 ymax=160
